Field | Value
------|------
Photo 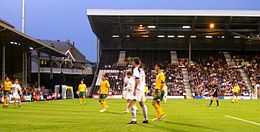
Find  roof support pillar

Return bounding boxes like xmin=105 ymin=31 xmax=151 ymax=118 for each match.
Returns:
xmin=188 ymin=37 xmax=192 ymax=68
xmin=50 ymin=55 xmax=53 ymax=80
xmin=37 ymin=51 xmax=41 ymax=88
xmin=22 ymin=50 xmax=28 ymax=86
xmin=96 ymin=38 xmax=100 ymax=63
xmin=2 ymin=40 xmax=6 ymax=83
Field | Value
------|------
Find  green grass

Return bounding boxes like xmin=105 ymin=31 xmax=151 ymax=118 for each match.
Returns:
xmin=0 ymin=99 xmax=259 ymax=132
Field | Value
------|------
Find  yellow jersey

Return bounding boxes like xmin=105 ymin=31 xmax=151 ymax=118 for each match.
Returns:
xmin=4 ymin=81 xmax=12 ymax=91
xmin=100 ymin=80 xmax=110 ymax=94
xmin=155 ymin=71 xmax=166 ymax=90
xmin=233 ymin=85 xmax=240 ymax=92
xmin=144 ymin=85 xmax=148 ymax=93
xmin=78 ymin=84 xmax=87 ymax=92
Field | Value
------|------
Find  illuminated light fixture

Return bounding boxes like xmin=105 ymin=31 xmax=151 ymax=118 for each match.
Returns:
xmin=126 ymin=35 xmax=130 ymax=38
xmin=142 ymin=35 xmax=149 ymax=38
xmin=234 ymin=36 xmax=241 ymax=39
xmin=205 ymin=36 xmax=213 ymax=38
xmin=139 ymin=24 xmax=143 ymax=27
xmin=182 ymin=26 xmax=191 ymax=29
xmin=167 ymin=35 xmax=175 ymax=38
xmin=221 ymin=36 xmax=225 ymax=39
xmin=148 ymin=25 xmax=156 ymax=29
xmin=29 ymin=47 xmax=34 ymax=50
xmin=247 ymin=36 xmax=250 ymax=38
xmin=112 ymin=35 xmax=119 ymax=38
xmin=190 ymin=35 xmax=197 ymax=38
xmin=177 ymin=35 xmax=185 ymax=38
xmin=10 ymin=41 xmax=20 ymax=45
xmin=209 ymin=23 xmax=215 ymax=29
xmin=157 ymin=35 xmax=165 ymax=38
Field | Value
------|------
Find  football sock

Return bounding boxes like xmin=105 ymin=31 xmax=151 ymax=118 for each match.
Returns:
xmin=102 ymin=100 xmax=106 ymax=110
xmin=127 ymin=102 xmax=130 ymax=111
xmin=83 ymin=98 xmax=86 ymax=104
xmin=3 ymin=98 xmax=7 ymax=106
xmin=158 ymin=105 xmax=164 ymax=117
xmin=209 ymin=100 xmax=213 ymax=105
xmin=153 ymin=103 xmax=160 ymax=118
xmin=142 ymin=105 xmax=148 ymax=120
xmin=216 ymin=100 xmax=219 ymax=106
xmin=80 ymin=98 xmax=82 ymax=104
xmin=131 ymin=105 xmax=137 ymax=121
xmin=18 ymin=100 xmax=21 ymax=106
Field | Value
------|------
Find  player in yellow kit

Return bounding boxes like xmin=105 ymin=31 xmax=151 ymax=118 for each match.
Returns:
xmin=232 ymin=83 xmax=240 ymax=103
xmin=152 ymin=64 xmax=166 ymax=121
xmin=99 ymin=75 xmax=110 ymax=112
xmin=3 ymin=77 xmax=12 ymax=107
xmin=78 ymin=80 xmax=87 ymax=104
xmin=144 ymin=84 xmax=148 ymax=102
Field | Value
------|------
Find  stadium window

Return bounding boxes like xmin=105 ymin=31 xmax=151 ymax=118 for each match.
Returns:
xmin=157 ymin=35 xmax=165 ymax=38
xmin=167 ymin=35 xmax=175 ymax=38
xmin=177 ymin=35 xmax=185 ymax=38
xmin=190 ymin=35 xmax=196 ymax=38
xmin=112 ymin=35 xmax=119 ymax=38
xmin=148 ymin=25 xmax=156 ymax=29
xmin=234 ymin=36 xmax=241 ymax=39
xmin=182 ymin=26 xmax=190 ymax=29
xmin=205 ymin=36 xmax=213 ymax=39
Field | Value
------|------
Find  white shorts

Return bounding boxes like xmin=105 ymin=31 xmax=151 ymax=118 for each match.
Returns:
xmin=164 ymin=90 xmax=168 ymax=98
xmin=123 ymin=91 xmax=132 ymax=100
xmin=12 ymin=93 xmax=20 ymax=99
xmin=129 ymin=90 xmax=145 ymax=102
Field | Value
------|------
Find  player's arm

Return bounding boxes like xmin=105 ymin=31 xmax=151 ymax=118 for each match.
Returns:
xmin=159 ymin=74 xmax=165 ymax=95
xmin=133 ymin=69 xmax=140 ymax=96
xmin=106 ymin=81 xmax=110 ymax=93
xmin=134 ymin=78 xmax=139 ymax=96
xmin=77 ymin=85 xmax=80 ymax=91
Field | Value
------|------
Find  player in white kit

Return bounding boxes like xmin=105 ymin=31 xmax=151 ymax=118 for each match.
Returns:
xmin=11 ymin=79 xmax=22 ymax=107
xmin=127 ymin=57 xmax=148 ymax=124
xmin=122 ymin=71 xmax=133 ymax=113
xmin=163 ymin=85 xmax=168 ymax=103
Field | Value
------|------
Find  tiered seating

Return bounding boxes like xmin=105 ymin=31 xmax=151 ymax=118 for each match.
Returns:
xmin=188 ymin=51 xmax=249 ymax=96
xmin=229 ymin=51 xmax=260 ymax=90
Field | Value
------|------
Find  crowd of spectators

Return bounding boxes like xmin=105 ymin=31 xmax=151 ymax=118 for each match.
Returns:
xmin=97 ymin=50 xmax=258 ymax=97
xmin=189 ymin=51 xmax=250 ymax=97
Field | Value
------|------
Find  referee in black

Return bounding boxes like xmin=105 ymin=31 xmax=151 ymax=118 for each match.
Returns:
xmin=208 ymin=78 xmax=220 ymax=107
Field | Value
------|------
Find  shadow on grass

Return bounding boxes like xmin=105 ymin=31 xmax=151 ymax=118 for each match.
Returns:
xmin=105 ymin=111 xmax=124 ymax=115
xmin=164 ymin=120 xmax=219 ymax=131
xmin=137 ymin=123 xmax=188 ymax=132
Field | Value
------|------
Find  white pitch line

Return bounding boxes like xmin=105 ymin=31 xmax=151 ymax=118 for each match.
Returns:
xmin=225 ymin=115 xmax=260 ymax=126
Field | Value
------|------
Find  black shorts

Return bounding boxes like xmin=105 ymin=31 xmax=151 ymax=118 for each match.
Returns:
xmin=212 ymin=93 xmax=218 ymax=97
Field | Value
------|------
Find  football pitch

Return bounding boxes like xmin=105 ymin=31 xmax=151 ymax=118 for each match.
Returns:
xmin=0 ymin=99 xmax=259 ymax=132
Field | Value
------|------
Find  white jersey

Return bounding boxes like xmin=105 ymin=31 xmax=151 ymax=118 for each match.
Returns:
xmin=123 ymin=77 xmax=135 ymax=93
xmin=124 ymin=76 xmax=129 ymax=87
xmin=139 ymin=68 xmax=146 ymax=91
xmin=11 ymin=83 xmax=21 ymax=99
xmin=133 ymin=67 xmax=142 ymax=91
